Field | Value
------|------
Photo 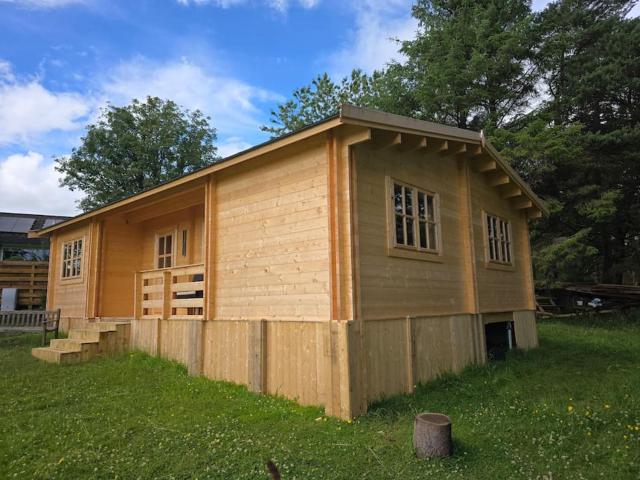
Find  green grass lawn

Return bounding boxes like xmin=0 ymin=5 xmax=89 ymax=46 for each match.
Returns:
xmin=1 ymin=314 xmax=639 ymax=479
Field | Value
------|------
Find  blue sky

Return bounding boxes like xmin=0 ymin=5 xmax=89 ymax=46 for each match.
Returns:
xmin=0 ymin=0 xmax=636 ymax=215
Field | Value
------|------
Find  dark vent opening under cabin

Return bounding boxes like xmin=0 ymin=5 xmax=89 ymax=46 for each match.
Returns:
xmin=484 ymin=321 xmax=516 ymax=361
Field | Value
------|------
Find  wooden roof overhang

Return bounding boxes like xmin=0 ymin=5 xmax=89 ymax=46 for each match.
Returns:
xmin=30 ymin=105 xmax=546 ymax=238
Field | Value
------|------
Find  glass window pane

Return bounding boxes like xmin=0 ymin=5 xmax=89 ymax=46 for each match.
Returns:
xmin=395 ymin=215 xmax=404 ymax=244
xmin=165 ymin=257 xmax=172 ymax=268
xmin=428 ymin=223 xmax=437 ymax=250
xmin=419 ymin=221 xmax=427 ymax=249
xmin=394 ymin=184 xmax=403 ymax=213
xmin=166 ymin=235 xmax=172 ymax=254
xmin=158 ymin=237 xmax=165 ymax=255
xmin=426 ymin=195 xmax=435 ymax=221
xmin=489 ymin=237 xmax=495 ymax=260
xmin=418 ymin=192 xmax=426 ymax=220
xmin=405 ymin=188 xmax=413 ymax=216
xmin=158 ymin=257 xmax=164 ymax=269
xmin=406 ymin=218 xmax=414 ymax=246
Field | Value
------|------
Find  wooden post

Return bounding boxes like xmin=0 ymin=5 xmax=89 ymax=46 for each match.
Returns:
xmin=162 ymin=271 xmax=172 ymax=320
xmin=247 ymin=319 xmax=266 ymax=393
xmin=405 ymin=316 xmax=415 ymax=393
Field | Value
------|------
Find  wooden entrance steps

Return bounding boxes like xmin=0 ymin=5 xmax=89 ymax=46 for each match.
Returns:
xmin=32 ymin=321 xmax=130 ymax=364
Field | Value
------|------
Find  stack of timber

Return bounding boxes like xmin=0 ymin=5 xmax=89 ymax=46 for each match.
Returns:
xmin=32 ymin=321 xmax=130 ymax=364
xmin=536 ymin=283 xmax=640 ymax=315
xmin=563 ymin=283 xmax=640 ymax=302
xmin=0 ymin=260 xmax=48 ymax=309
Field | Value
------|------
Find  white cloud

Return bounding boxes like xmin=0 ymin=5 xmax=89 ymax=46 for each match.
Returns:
xmin=176 ymin=0 xmax=319 ymax=12
xmin=217 ymin=136 xmax=253 ymax=157
xmin=0 ymin=0 xmax=86 ymax=8
xmin=0 ymin=64 xmax=92 ymax=146
xmin=326 ymin=0 xmax=417 ymax=77
xmin=100 ymin=56 xmax=281 ymax=140
xmin=0 ymin=152 xmax=81 ymax=215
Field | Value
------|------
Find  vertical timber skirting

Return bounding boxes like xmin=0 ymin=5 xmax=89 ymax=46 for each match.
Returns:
xmin=405 ymin=316 xmax=415 ymax=393
xmin=513 ymin=310 xmax=538 ymax=349
xmin=247 ymin=319 xmax=267 ymax=393
xmin=187 ymin=320 xmax=204 ymax=376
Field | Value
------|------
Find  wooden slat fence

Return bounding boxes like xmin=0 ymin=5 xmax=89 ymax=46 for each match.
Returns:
xmin=0 ymin=260 xmax=49 ymax=310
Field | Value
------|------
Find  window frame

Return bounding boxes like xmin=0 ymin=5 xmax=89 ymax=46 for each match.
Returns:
xmin=156 ymin=231 xmax=175 ymax=269
xmin=60 ymin=237 xmax=84 ymax=280
xmin=386 ymin=177 xmax=442 ymax=259
xmin=483 ymin=212 xmax=514 ymax=266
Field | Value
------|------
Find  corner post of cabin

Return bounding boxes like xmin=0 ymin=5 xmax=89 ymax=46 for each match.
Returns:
xmin=457 ymin=154 xmax=486 ymax=364
xmin=325 ymin=125 xmax=371 ymax=419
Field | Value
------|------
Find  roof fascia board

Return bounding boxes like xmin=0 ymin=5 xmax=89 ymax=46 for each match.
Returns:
xmin=31 ymin=117 xmax=343 ymax=237
xmin=340 ymin=105 xmax=547 ymax=216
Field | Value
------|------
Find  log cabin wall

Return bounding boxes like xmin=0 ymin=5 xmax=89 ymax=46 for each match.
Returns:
xmin=42 ymin=115 xmax=541 ymax=420
xmin=349 ymin=136 xmax=538 ymax=410
xmin=47 ymin=222 xmax=94 ymax=331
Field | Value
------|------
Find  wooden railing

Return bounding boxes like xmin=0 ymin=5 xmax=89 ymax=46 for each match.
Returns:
xmin=0 ymin=261 xmax=49 ymax=310
xmin=135 ymin=263 xmax=204 ymax=320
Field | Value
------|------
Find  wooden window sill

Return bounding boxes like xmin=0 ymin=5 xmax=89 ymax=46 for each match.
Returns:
xmin=386 ymin=246 xmax=444 ymax=263
xmin=483 ymin=261 xmax=515 ymax=272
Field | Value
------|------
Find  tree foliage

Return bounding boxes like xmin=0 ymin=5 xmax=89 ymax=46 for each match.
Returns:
xmin=56 ymin=97 xmax=218 ymax=212
xmin=266 ymin=0 xmax=640 ymax=285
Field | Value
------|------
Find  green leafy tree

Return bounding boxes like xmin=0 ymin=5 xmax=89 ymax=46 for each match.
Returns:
xmin=261 ymin=69 xmax=413 ymax=137
xmin=401 ymin=0 xmax=537 ymax=132
xmin=56 ymin=96 xmax=218 ymax=211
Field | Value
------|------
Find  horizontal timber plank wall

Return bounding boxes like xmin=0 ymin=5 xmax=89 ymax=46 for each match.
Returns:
xmin=212 ymin=136 xmax=331 ymax=321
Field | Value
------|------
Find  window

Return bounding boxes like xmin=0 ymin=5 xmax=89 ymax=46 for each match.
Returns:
xmin=485 ymin=214 xmax=512 ymax=264
xmin=61 ymin=238 xmax=83 ymax=279
xmin=181 ymin=229 xmax=188 ymax=257
xmin=157 ymin=233 xmax=173 ymax=269
xmin=391 ymin=180 xmax=439 ymax=252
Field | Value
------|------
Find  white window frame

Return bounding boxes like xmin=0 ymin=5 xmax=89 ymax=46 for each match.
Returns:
xmin=61 ymin=238 xmax=84 ymax=279
xmin=388 ymin=178 xmax=441 ymax=255
xmin=484 ymin=212 xmax=513 ymax=265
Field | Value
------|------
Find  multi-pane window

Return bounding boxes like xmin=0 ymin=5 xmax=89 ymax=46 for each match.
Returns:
xmin=61 ymin=238 xmax=83 ymax=279
xmin=391 ymin=180 xmax=439 ymax=252
xmin=486 ymin=214 xmax=512 ymax=264
xmin=157 ymin=234 xmax=173 ymax=269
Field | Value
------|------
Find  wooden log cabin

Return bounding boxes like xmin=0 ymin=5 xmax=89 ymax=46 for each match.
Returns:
xmin=30 ymin=106 xmax=547 ymax=419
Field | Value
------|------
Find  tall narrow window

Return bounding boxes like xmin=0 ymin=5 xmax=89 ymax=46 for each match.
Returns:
xmin=157 ymin=233 xmax=173 ymax=269
xmin=486 ymin=214 xmax=512 ymax=264
xmin=181 ymin=229 xmax=188 ymax=257
xmin=61 ymin=238 xmax=83 ymax=279
xmin=390 ymin=180 xmax=440 ymax=253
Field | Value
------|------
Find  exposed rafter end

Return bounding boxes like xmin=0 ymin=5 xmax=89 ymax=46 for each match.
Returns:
xmin=486 ymin=171 xmax=510 ymax=187
xmin=372 ymin=130 xmax=401 ymax=150
xmin=452 ymin=142 xmax=467 ymax=155
xmin=527 ymin=208 xmax=543 ymax=220
xmin=500 ymin=185 xmax=522 ymax=199
xmin=431 ymin=139 xmax=449 ymax=154
xmin=468 ymin=145 xmax=483 ymax=157
xmin=511 ymin=198 xmax=533 ymax=210
xmin=472 ymin=158 xmax=497 ymax=173
xmin=399 ymin=133 xmax=428 ymax=153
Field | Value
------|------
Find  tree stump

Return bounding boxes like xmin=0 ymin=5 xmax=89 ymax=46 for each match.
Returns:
xmin=413 ymin=413 xmax=453 ymax=458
